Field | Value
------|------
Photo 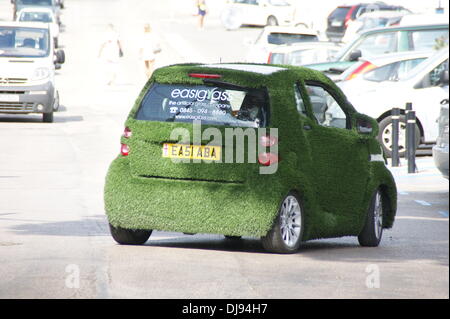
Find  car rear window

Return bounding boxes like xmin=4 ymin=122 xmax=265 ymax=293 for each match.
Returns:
xmin=267 ymin=33 xmax=318 ymax=45
xmin=329 ymin=7 xmax=351 ymax=20
xmin=135 ymin=83 xmax=269 ymax=128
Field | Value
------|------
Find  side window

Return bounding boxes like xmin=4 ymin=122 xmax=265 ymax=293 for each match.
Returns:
xmin=294 ymin=84 xmax=308 ymax=117
xmin=409 ymin=29 xmax=449 ymax=51
xmin=305 ymin=84 xmax=348 ymax=129
xmin=417 ymin=59 xmax=448 ymax=89
xmin=349 ymin=31 xmax=397 ymax=59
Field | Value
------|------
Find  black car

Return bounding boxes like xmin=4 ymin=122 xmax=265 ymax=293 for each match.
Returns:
xmin=326 ymin=2 xmax=408 ymax=42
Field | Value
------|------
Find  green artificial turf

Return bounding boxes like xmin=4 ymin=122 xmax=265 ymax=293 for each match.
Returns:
xmin=104 ymin=63 xmax=397 ymax=240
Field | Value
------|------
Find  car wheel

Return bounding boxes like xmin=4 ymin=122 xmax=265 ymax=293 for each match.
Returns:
xmin=43 ymin=111 xmax=54 ymax=123
xmin=267 ymin=16 xmax=278 ymax=26
xmin=358 ymin=189 xmax=384 ymax=247
xmin=109 ymin=223 xmax=152 ymax=245
xmin=378 ymin=116 xmax=420 ymax=158
xmin=261 ymin=192 xmax=303 ymax=253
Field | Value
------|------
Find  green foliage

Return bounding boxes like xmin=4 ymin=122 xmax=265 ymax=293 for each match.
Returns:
xmin=104 ymin=63 xmax=397 ymax=240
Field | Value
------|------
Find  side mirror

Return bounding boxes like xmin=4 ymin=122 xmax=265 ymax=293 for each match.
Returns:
xmin=354 ymin=113 xmax=378 ymax=137
xmin=439 ymin=69 xmax=449 ymax=86
xmin=56 ymin=49 xmax=65 ymax=64
xmin=348 ymin=49 xmax=362 ymax=62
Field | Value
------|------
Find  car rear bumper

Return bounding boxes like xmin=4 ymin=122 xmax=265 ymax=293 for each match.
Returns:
xmin=0 ymin=81 xmax=54 ymax=114
xmin=326 ymin=30 xmax=344 ymax=42
xmin=433 ymin=143 xmax=449 ymax=179
xmin=104 ymin=157 xmax=279 ymax=237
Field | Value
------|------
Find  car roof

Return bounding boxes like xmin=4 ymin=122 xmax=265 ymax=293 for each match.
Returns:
xmin=0 ymin=21 xmax=50 ymax=29
xmin=399 ymin=14 xmax=450 ymax=27
xmin=361 ymin=50 xmax=435 ymax=65
xmin=262 ymin=26 xmax=318 ymax=36
xmin=359 ymin=22 xmax=449 ymax=36
xmin=269 ymin=42 xmax=342 ymax=54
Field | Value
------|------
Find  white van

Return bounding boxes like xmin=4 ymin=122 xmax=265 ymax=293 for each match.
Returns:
xmin=0 ymin=21 xmax=65 ymax=122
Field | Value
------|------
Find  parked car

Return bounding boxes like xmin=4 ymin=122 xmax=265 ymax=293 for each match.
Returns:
xmin=0 ymin=21 xmax=65 ymax=122
xmin=307 ymin=23 xmax=449 ymax=77
xmin=12 ymin=0 xmax=61 ymax=25
xmin=326 ymin=2 xmax=408 ymax=42
xmin=245 ymin=26 xmax=319 ymax=63
xmin=337 ymin=50 xmax=432 ymax=83
xmin=104 ymin=62 xmax=397 ymax=253
xmin=268 ymin=42 xmax=342 ymax=65
xmin=433 ymin=97 xmax=449 ymax=179
xmin=221 ymin=0 xmax=295 ymax=30
xmin=16 ymin=7 xmax=60 ymax=48
xmin=342 ymin=10 xmax=411 ymax=43
xmin=340 ymin=48 xmax=449 ymax=157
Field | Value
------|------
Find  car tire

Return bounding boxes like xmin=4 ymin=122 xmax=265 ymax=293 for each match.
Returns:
xmin=261 ymin=192 xmax=304 ymax=253
xmin=358 ymin=189 xmax=384 ymax=247
xmin=109 ymin=223 xmax=152 ymax=245
xmin=267 ymin=16 xmax=278 ymax=26
xmin=378 ymin=115 xmax=420 ymax=158
xmin=43 ymin=111 xmax=54 ymax=123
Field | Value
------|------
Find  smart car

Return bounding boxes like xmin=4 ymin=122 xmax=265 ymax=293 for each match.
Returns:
xmin=104 ymin=63 xmax=397 ymax=253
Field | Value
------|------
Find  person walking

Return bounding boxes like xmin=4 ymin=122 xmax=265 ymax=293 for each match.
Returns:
xmin=98 ymin=24 xmax=123 ymax=86
xmin=139 ymin=23 xmax=160 ymax=79
xmin=197 ymin=0 xmax=208 ymax=29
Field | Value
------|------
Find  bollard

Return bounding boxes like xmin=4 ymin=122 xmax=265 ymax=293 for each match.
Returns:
xmin=406 ymin=110 xmax=417 ymax=174
xmin=391 ymin=108 xmax=400 ymax=167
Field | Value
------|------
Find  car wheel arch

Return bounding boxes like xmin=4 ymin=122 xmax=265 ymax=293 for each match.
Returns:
xmin=377 ymin=110 xmax=424 ymax=141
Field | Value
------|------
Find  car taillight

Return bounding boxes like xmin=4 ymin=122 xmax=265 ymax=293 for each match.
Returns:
xmin=345 ymin=61 xmax=376 ymax=81
xmin=267 ymin=52 xmax=272 ymax=64
xmin=259 ymin=135 xmax=279 ymax=166
xmin=121 ymin=143 xmax=130 ymax=156
xmin=260 ymin=135 xmax=278 ymax=147
xmin=258 ymin=152 xmax=279 ymax=166
xmin=123 ymin=126 xmax=132 ymax=138
xmin=188 ymin=73 xmax=222 ymax=79
xmin=344 ymin=6 xmax=356 ymax=28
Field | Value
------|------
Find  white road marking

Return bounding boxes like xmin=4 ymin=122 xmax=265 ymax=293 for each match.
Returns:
xmin=414 ymin=200 xmax=432 ymax=206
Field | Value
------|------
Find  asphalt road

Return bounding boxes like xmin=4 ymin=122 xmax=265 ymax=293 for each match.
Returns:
xmin=0 ymin=0 xmax=448 ymax=299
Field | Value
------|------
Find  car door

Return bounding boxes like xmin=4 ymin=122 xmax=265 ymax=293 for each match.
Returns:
xmin=297 ymin=81 xmax=371 ymax=234
xmin=409 ymin=58 xmax=449 ymax=143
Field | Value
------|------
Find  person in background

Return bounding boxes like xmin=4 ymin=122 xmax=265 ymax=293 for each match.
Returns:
xmin=139 ymin=23 xmax=161 ymax=79
xmin=197 ymin=0 xmax=208 ymax=29
xmin=98 ymin=24 xmax=123 ymax=86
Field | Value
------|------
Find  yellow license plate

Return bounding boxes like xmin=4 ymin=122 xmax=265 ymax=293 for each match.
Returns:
xmin=162 ymin=143 xmax=221 ymax=161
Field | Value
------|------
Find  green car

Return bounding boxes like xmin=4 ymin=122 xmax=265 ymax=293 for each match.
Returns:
xmin=306 ymin=23 xmax=449 ymax=78
xmin=104 ymin=63 xmax=397 ymax=253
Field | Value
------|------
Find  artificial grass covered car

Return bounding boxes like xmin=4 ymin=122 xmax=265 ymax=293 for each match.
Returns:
xmin=104 ymin=62 xmax=397 ymax=253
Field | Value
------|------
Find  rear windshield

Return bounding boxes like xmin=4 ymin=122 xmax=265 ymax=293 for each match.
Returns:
xmin=136 ymin=83 xmax=269 ymax=128
xmin=268 ymin=33 xmax=318 ymax=45
xmin=329 ymin=7 xmax=351 ymax=20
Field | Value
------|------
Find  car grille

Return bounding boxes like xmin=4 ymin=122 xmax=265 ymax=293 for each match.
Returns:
xmin=0 ymin=78 xmax=28 ymax=85
xmin=0 ymin=102 xmax=34 ymax=112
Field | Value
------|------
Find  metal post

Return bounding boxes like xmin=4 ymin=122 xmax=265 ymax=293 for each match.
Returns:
xmin=406 ymin=110 xmax=417 ymax=174
xmin=391 ymin=108 xmax=400 ymax=167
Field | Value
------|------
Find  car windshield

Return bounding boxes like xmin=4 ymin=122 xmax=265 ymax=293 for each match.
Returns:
xmin=363 ymin=58 xmax=426 ymax=82
xmin=19 ymin=12 xmax=53 ymax=23
xmin=287 ymin=48 xmax=339 ymax=65
xmin=268 ymin=33 xmax=318 ymax=45
xmin=16 ymin=0 xmax=53 ymax=5
xmin=0 ymin=26 xmax=50 ymax=58
xmin=136 ymin=83 xmax=269 ymax=128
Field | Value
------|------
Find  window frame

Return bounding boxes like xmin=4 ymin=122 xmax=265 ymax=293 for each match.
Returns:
xmin=299 ymin=80 xmax=353 ymax=130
